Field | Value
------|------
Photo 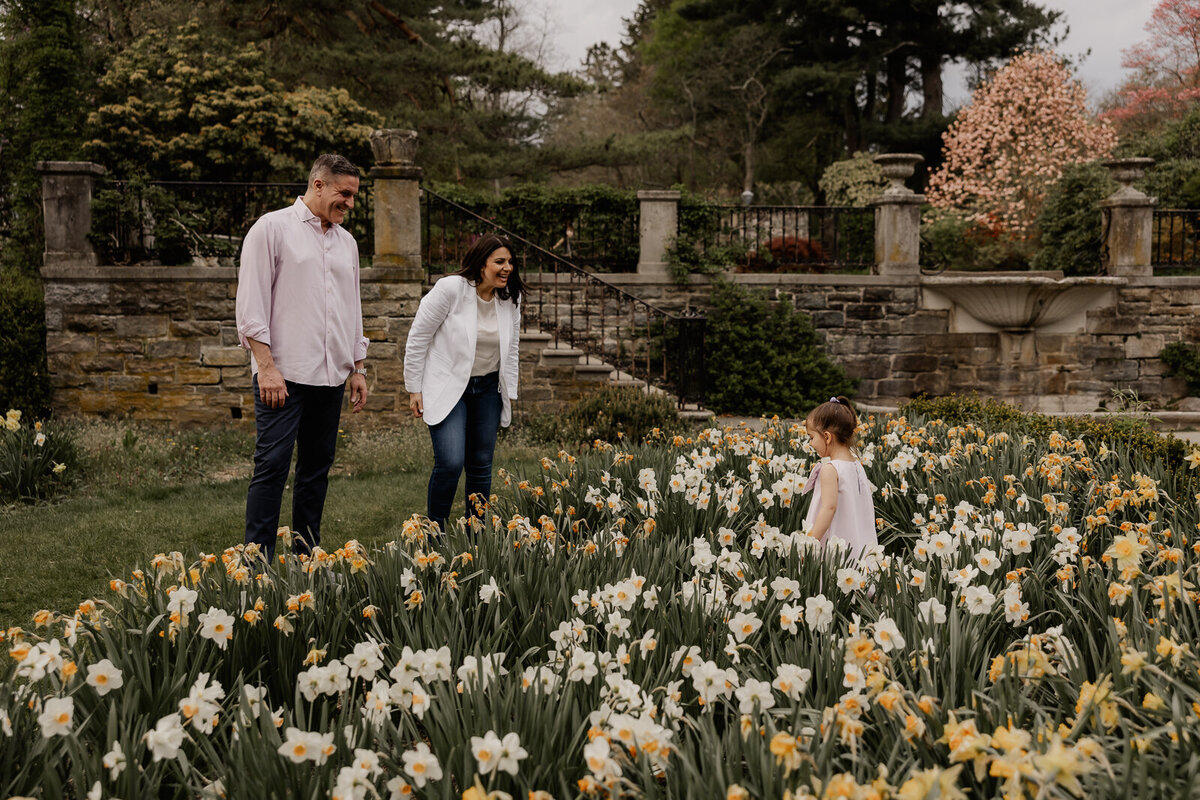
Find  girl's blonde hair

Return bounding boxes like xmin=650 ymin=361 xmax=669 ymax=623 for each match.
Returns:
xmin=806 ymin=395 xmax=858 ymax=446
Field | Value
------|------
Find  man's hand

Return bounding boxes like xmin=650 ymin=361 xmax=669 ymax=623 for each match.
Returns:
xmin=409 ymin=392 xmax=423 ymax=419
xmin=349 ymin=372 xmax=368 ymax=413
xmin=258 ymin=365 xmax=288 ymax=408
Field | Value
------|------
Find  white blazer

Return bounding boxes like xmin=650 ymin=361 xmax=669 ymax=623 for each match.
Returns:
xmin=404 ymin=275 xmax=521 ymax=427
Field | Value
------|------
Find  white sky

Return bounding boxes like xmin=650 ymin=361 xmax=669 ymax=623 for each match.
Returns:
xmin=548 ymin=0 xmax=1159 ymax=110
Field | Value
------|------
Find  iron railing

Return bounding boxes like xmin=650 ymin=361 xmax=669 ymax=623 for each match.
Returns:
xmin=421 ymin=193 xmax=638 ymax=272
xmin=1152 ymin=209 xmax=1200 ymax=273
xmin=422 ymin=188 xmax=706 ymax=408
xmin=679 ymin=204 xmax=874 ymax=272
xmin=91 ymin=180 xmax=374 ymax=266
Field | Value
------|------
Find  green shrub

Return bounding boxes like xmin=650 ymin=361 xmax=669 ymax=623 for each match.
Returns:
xmin=90 ymin=177 xmax=197 ymax=266
xmin=818 ymin=152 xmax=889 ymax=207
xmin=1141 ymin=158 xmax=1200 ymax=209
xmin=1161 ymin=342 xmax=1200 ymax=395
xmin=703 ymin=280 xmax=856 ymax=416
xmin=920 ymin=210 xmax=1035 ymax=271
xmin=526 ymin=386 xmax=686 ymax=447
xmin=0 ymin=269 xmax=50 ymax=417
xmin=1031 ymin=162 xmax=1115 ymax=275
xmin=664 ymin=230 xmax=745 ymax=285
xmin=0 ymin=410 xmax=78 ymax=503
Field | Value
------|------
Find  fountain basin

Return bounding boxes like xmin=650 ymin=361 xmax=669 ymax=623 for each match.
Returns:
xmin=921 ymin=273 xmax=1125 ymax=333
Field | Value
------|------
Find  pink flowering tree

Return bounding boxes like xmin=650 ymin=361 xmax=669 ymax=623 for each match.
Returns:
xmin=1103 ymin=0 xmax=1200 ymax=133
xmin=927 ymin=51 xmax=1117 ymax=239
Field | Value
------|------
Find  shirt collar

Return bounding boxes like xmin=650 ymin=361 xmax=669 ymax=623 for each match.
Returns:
xmin=292 ymin=197 xmax=334 ymax=230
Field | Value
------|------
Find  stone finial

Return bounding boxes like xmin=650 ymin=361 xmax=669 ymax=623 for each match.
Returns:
xmin=1104 ymin=157 xmax=1154 ymax=187
xmin=874 ymin=153 xmax=925 ymax=197
xmin=369 ymin=129 xmax=418 ymax=166
xmin=1102 ymin=157 xmax=1155 ymax=203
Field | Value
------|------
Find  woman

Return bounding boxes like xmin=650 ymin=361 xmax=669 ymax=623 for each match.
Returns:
xmin=404 ymin=233 xmax=524 ymax=533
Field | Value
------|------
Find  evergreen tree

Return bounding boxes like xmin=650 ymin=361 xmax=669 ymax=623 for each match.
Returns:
xmin=629 ymin=0 xmax=1064 ymax=196
xmin=0 ymin=0 xmax=88 ymax=272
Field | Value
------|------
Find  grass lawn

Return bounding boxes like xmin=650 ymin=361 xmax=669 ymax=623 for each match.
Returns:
xmin=0 ymin=420 xmax=544 ymax=627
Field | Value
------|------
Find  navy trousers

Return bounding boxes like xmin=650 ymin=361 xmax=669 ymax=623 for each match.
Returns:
xmin=427 ymin=371 xmax=503 ymax=533
xmin=245 ymin=376 xmax=345 ymax=560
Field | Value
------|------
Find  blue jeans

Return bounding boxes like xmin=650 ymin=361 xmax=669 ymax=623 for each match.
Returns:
xmin=427 ymin=371 xmax=502 ymax=532
xmin=245 ymin=376 xmax=345 ymax=560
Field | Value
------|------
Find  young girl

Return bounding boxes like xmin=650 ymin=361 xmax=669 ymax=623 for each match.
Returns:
xmin=800 ymin=396 xmax=877 ymax=557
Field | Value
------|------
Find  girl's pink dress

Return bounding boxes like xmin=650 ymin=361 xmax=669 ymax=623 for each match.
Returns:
xmin=801 ymin=459 xmax=878 ymax=556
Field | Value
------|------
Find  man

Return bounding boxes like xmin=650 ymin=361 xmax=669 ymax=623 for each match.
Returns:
xmin=235 ymin=153 xmax=369 ymax=561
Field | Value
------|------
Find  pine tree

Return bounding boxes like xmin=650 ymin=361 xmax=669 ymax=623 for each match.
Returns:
xmin=0 ymin=0 xmax=88 ymax=272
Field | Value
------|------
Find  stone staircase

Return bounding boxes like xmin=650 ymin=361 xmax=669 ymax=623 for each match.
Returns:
xmin=516 ymin=331 xmax=713 ymax=422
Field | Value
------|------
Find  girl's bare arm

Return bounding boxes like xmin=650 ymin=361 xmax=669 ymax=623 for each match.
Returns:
xmin=808 ymin=466 xmax=840 ymax=541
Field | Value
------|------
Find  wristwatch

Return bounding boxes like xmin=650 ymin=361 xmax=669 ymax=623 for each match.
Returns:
xmin=353 ymin=367 xmax=367 ymax=376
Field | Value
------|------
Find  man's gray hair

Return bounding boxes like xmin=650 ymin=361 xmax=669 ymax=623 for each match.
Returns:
xmin=308 ymin=154 xmax=359 ymax=187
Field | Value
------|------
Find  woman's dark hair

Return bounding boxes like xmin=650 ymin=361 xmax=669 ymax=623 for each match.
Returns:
xmin=806 ymin=395 xmax=858 ymax=446
xmin=456 ymin=233 xmax=524 ymax=306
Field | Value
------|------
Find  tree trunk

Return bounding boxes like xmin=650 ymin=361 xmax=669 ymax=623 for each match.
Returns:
xmin=885 ymin=52 xmax=907 ymax=123
xmin=743 ymin=133 xmax=753 ymax=194
xmin=920 ymin=54 xmax=943 ymax=118
xmin=843 ymin=96 xmax=862 ymax=154
xmin=864 ymin=72 xmax=877 ymax=126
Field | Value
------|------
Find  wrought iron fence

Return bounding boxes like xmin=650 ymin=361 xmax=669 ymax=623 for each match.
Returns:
xmin=91 ymin=180 xmax=374 ymax=266
xmin=1152 ymin=209 xmax=1200 ymax=273
xmin=679 ymin=204 xmax=874 ymax=273
xmin=422 ymin=188 xmax=706 ymax=407
xmin=421 ymin=190 xmax=639 ymax=272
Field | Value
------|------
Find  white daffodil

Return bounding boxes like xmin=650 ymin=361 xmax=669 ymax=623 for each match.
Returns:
xmin=86 ymin=659 xmax=124 ymax=696
xmin=37 ymin=696 xmax=73 ymax=738
xmin=401 ymin=742 xmax=442 ymax=787
xmin=197 ymin=607 xmax=235 ymax=649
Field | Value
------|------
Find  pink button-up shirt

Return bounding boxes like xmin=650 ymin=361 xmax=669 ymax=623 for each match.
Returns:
xmin=236 ymin=198 xmax=369 ymax=386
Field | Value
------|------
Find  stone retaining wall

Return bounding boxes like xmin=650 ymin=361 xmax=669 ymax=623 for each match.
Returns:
xmin=603 ymin=274 xmax=1200 ymax=414
xmin=43 ymin=267 xmax=608 ymax=426
xmin=43 ymin=265 xmax=421 ymax=425
xmin=41 ymin=268 xmax=1200 ymax=424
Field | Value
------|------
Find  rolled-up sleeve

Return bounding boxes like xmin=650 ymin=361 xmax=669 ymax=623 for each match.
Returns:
xmin=235 ymin=218 xmax=275 ymax=349
xmin=353 ymin=250 xmax=369 ymax=362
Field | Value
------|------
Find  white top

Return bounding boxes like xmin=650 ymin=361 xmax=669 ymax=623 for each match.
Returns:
xmin=235 ymin=199 xmax=368 ymax=385
xmin=801 ymin=459 xmax=878 ymax=558
xmin=472 ymin=294 xmax=501 ymax=376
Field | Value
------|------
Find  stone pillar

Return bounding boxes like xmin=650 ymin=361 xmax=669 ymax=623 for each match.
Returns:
xmin=37 ymin=161 xmax=105 ymax=266
xmin=871 ymin=154 xmax=925 ymax=276
xmin=1100 ymin=158 xmax=1156 ymax=278
xmin=637 ymin=189 xmax=680 ymax=277
xmin=368 ymin=129 xmax=423 ymax=281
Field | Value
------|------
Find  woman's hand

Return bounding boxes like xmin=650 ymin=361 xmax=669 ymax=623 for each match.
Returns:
xmin=409 ymin=392 xmax=424 ymax=418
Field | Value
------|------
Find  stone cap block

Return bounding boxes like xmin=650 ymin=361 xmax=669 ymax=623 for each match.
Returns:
xmin=370 ymin=165 xmax=423 ymax=180
xmin=36 ymin=161 xmax=106 ymax=176
xmin=637 ymin=190 xmax=681 ymax=201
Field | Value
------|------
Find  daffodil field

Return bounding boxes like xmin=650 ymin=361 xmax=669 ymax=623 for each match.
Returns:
xmin=5 ymin=414 xmax=1200 ymax=799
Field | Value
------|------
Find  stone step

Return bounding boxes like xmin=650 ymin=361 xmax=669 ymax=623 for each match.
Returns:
xmin=539 ymin=346 xmax=584 ymax=369
xmin=575 ymin=363 xmax=615 ymax=382
xmin=522 ymin=326 xmax=710 ymax=421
